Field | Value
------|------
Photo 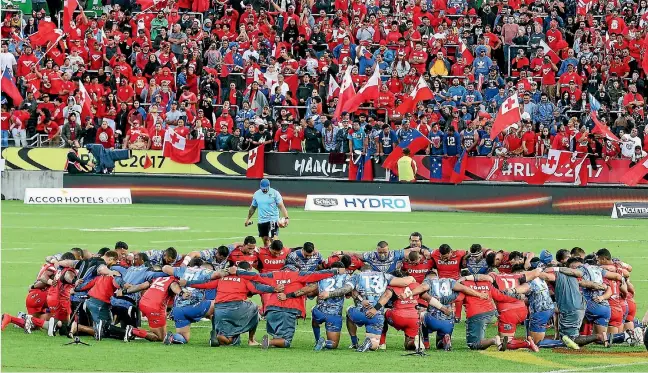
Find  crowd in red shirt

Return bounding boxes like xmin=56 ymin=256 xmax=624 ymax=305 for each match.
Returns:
xmin=0 ymin=0 xmax=647 ymax=160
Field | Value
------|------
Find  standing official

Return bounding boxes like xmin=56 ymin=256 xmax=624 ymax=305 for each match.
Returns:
xmin=245 ymin=179 xmax=290 ymax=247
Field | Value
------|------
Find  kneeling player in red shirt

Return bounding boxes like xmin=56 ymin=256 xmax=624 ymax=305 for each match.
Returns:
xmin=124 ymin=274 xmax=183 ymax=342
xmin=489 ymin=268 xmax=540 ymax=351
xmin=45 ymin=258 xmax=78 ymax=336
xmin=375 ymin=270 xmax=421 ymax=350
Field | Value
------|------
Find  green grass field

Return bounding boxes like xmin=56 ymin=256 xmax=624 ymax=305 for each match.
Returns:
xmin=1 ymin=201 xmax=648 ymax=372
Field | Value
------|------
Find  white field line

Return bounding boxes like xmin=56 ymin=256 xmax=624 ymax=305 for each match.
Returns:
xmin=546 ymin=361 xmax=648 ymax=373
xmin=2 ymin=226 xmax=646 ymax=243
xmin=0 ymin=248 xmax=33 ymax=251
xmin=2 ymin=212 xmax=639 ymax=229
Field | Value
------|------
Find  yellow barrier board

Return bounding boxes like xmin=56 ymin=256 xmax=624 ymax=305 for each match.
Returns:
xmin=1 ymin=148 xmax=248 ymax=176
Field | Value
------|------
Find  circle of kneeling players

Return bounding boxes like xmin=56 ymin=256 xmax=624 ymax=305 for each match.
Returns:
xmin=2 ymin=233 xmax=647 ymax=353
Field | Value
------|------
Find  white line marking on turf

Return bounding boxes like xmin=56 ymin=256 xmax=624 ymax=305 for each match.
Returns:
xmin=79 ymin=226 xmax=190 ymax=232
xmin=151 ymin=231 xmax=648 ymax=244
xmin=3 ymin=212 xmax=640 ymax=228
xmin=0 ymin=248 xmax=33 ymax=251
xmin=546 ymin=362 xmax=648 ymax=373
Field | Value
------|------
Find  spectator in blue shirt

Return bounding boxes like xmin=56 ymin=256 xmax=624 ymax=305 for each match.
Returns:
xmin=443 ymin=126 xmax=462 ymax=156
xmin=378 ymin=124 xmax=398 ymax=155
xmin=473 ymin=46 xmax=493 ymax=79
xmin=428 ymin=123 xmax=445 ymax=156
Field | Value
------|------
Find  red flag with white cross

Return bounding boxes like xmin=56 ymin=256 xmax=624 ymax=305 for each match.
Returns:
xmin=246 ymin=145 xmax=265 ymax=178
xmin=163 ymin=129 xmax=203 ymax=164
xmin=490 ymin=93 xmax=521 ymax=140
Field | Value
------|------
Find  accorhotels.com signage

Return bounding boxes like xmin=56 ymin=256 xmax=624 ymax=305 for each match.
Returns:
xmin=24 ymin=188 xmax=133 ymax=205
xmin=305 ymin=195 xmax=411 ymax=212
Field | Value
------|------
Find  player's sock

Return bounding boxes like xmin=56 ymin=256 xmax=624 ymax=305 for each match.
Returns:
xmin=350 ymin=335 xmax=358 ymax=346
xmin=422 ymin=327 xmax=430 ymax=343
xmin=9 ymin=316 xmax=25 ymax=328
xmin=30 ymin=317 xmax=45 ymax=328
xmin=312 ymin=326 xmax=321 ymax=343
xmin=573 ymin=335 xmax=598 ymax=346
xmin=611 ymin=333 xmax=625 ymax=344
xmin=379 ymin=324 xmax=388 ymax=345
xmin=506 ymin=338 xmax=530 ymax=350
xmin=172 ymin=333 xmax=187 ymax=344
xmin=132 ymin=328 xmax=148 ymax=338
xmin=325 ymin=340 xmax=335 ymax=349
xmin=537 ymin=339 xmax=565 ymax=348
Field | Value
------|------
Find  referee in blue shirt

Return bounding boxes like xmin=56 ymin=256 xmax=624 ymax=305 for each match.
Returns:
xmin=245 ymin=179 xmax=290 ymax=247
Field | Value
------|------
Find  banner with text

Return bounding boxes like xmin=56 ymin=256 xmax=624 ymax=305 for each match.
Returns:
xmin=24 ymin=188 xmax=132 ymax=204
xmin=1 ymin=148 xmax=248 ymax=176
xmin=305 ymin=194 xmax=411 ymax=212
xmin=611 ymin=202 xmax=648 ymax=219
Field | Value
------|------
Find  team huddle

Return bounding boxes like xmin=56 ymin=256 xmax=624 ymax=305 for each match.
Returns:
xmin=2 ymin=234 xmax=647 ymax=353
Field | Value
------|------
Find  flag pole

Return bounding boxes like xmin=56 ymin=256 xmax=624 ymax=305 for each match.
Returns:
xmin=35 ymin=34 xmax=65 ymax=64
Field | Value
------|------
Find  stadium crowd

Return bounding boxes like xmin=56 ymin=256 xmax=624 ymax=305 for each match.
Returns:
xmin=1 ymin=236 xmax=647 ymax=352
xmin=1 ymin=0 xmax=648 ymax=163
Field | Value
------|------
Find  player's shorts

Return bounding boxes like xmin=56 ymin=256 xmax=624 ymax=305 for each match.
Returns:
xmin=172 ymin=300 xmax=211 ymax=329
xmin=265 ymin=308 xmax=299 ymax=346
xmin=85 ymin=297 xmax=113 ymax=325
xmin=497 ymin=306 xmax=528 ymax=334
xmin=585 ymin=300 xmax=611 ymax=326
xmin=26 ymin=288 xmax=48 ymax=314
xmin=466 ymin=310 xmax=497 ymax=350
xmin=49 ymin=299 xmax=72 ymax=321
xmin=257 ymin=221 xmax=279 ymax=238
xmin=386 ymin=309 xmax=419 ymax=338
xmin=312 ymin=306 xmax=342 ymax=333
xmin=347 ymin=306 xmax=385 ymax=335
xmin=626 ymin=298 xmax=636 ymax=322
xmin=559 ymin=308 xmax=585 ymax=339
xmin=423 ymin=313 xmax=454 ymax=336
xmin=139 ymin=303 xmax=167 ymax=329
xmin=528 ymin=309 xmax=554 ymax=333
xmin=608 ymin=303 xmax=624 ymax=328
xmin=213 ymin=301 xmax=259 ymax=337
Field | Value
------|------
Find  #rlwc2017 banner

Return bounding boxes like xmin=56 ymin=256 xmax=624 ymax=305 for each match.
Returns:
xmin=414 ymin=156 xmax=648 ymax=185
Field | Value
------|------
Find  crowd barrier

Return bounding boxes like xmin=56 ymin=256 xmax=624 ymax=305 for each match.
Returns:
xmin=63 ymin=173 xmax=648 ymax=216
xmin=2 ymin=148 xmax=647 ymax=185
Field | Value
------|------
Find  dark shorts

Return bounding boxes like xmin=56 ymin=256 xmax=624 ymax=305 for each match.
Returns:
xmin=265 ymin=308 xmax=298 ymax=345
xmin=466 ymin=310 xmax=498 ymax=350
xmin=528 ymin=309 xmax=554 ymax=333
xmin=71 ymin=300 xmax=90 ymax=326
xmin=258 ymin=221 xmax=279 ymax=238
xmin=213 ymin=301 xmax=259 ymax=338
xmin=85 ymin=297 xmax=112 ymax=325
xmin=585 ymin=300 xmax=611 ymax=326
xmin=423 ymin=313 xmax=455 ymax=336
xmin=559 ymin=308 xmax=585 ymax=338
xmin=312 ymin=306 xmax=343 ymax=333
xmin=172 ymin=300 xmax=211 ymax=329
xmin=347 ymin=306 xmax=385 ymax=335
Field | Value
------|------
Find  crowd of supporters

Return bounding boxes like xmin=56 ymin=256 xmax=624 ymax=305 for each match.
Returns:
xmin=0 ymin=0 xmax=647 ymax=162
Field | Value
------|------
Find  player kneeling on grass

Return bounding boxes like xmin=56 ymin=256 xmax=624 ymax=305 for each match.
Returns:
xmin=234 ymin=264 xmax=345 ymax=349
xmin=120 ymin=267 xmax=183 ymax=342
xmin=311 ymin=261 xmax=352 ymax=351
xmin=345 ymin=264 xmax=416 ymax=352
xmin=188 ymin=261 xmax=280 ymax=347
xmin=409 ymin=269 xmax=487 ymax=351
xmin=458 ymin=274 xmax=513 ymax=351
xmin=501 ymin=259 xmax=574 ymax=349
xmin=375 ymin=270 xmax=422 ymax=351
xmin=488 ymin=266 xmax=540 ymax=352
xmin=162 ymin=258 xmax=228 ymax=344
xmin=1 ymin=252 xmax=77 ymax=335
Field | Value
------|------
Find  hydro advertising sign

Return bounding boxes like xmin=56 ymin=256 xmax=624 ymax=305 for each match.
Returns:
xmin=305 ymin=195 xmax=411 ymax=212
